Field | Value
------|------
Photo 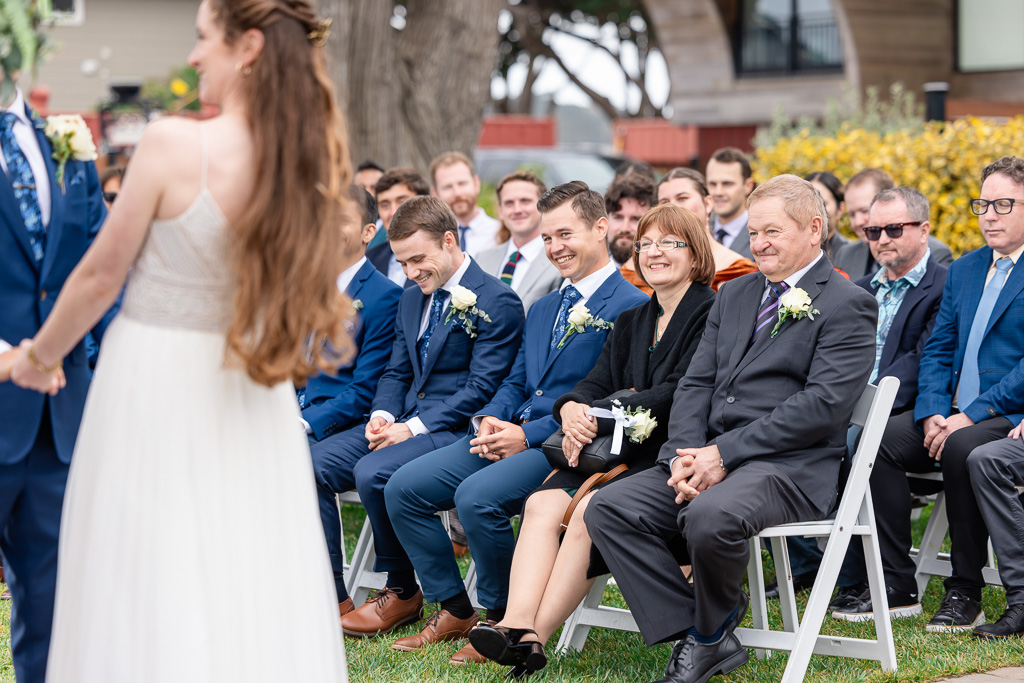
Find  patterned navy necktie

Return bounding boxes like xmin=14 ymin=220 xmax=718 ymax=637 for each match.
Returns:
xmin=750 ymin=281 xmax=789 ymax=346
xmin=417 ymin=289 xmax=447 ymax=365
xmin=550 ymin=285 xmax=583 ymax=350
xmin=0 ymin=112 xmax=44 ymax=263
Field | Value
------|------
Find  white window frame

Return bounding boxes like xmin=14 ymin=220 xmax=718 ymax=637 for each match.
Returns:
xmin=51 ymin=0 xmax=85 ymax=27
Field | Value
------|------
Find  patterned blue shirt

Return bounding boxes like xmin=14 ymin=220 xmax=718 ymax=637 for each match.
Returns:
xmin=869 ymin=249 xmax=931 ymax=382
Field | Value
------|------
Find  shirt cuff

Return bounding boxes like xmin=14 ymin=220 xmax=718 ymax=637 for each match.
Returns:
xmin=405 ymin=416 xmax=428 ymax=436
xmin=370 ymin=410 xmax=396 ymax=424
xmin=471 ymin=415 xmax=486 ymax=434
xmin=0 ymin=339 xmax=11 ymax=353
xmin=298 ymin=417 xmax=312 ymax=435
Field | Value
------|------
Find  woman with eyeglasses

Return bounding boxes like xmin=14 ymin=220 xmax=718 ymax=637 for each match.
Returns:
xmin=469 ymin=204 xmax=715 ymax=677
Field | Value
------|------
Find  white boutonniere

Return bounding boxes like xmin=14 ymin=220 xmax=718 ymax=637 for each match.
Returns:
xmin=44 ymin=115 xmax=98 ymax=191
xmin=557 ymin=303 xmax=613 ymax=349
xmin=771 ymin=287 xmax=820 ymax=338
xmin=444 ymin=284 xmax=491 ymax=338
xmin=351 ymin=299 xmax=364 ymax=312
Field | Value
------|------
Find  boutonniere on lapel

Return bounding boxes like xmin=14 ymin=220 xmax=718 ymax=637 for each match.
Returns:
xmin=771 ymin=287 xmax=820 ymax=338
xmin=557 ymin=303 xmax=613 ymax=349
xmin=351 ymin=299 xmax=364 ymax=313
xmin=445 ymin=284 xmax=491 ymax=338
xmin=44 ymin=115 xmax=98 ymax=192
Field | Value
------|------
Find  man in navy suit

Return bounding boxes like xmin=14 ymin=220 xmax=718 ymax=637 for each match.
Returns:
xmin=299 ymin=186 xmax=402 ymax=444
xmin=0 ymin=87 xmax=110 ymax=682
xmin=383 ymin=181 xmax=647 ymax=661
xmin=366 ymin=167 xmax=430 ymax=289
xmin=836 ymin=157 xmax=1024 ymax=632
xmin=312 ymin=196 xmax=524 ymax=631
xmin=779 ymin=187 xmax=947 ymax=610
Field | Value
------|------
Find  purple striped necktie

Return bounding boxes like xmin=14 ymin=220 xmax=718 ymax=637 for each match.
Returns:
xmin=750 ymin=281 xmax=789 ymax=345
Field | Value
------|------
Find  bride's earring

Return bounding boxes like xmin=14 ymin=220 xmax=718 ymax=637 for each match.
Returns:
xmin=234 ymin=62 xmax=252 ymax=77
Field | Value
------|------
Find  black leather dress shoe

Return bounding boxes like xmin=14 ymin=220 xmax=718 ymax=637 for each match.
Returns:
xmin=651 ymin=633 xmax=748 ymax=683
xmin=974 ymin=603 xmax=1024 ymax=640
xmin=764 ymin=571 xmax=817 ymax=599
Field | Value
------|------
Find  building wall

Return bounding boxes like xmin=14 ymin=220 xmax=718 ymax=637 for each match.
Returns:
xmin=34 ymin=0 xmax=196 ymax=112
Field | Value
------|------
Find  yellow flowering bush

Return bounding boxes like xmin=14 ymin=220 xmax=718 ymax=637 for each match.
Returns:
xmin=754 ymin=116 xmax=1024 ymax=256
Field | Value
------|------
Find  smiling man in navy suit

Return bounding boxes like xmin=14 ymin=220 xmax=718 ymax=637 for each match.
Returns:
xmin=383 ymin=181 xmax=647 ymax=662
xmin=311 ymin=195 xmax=524 ymax=632
xmin=0 ymin=85 xmax=111 ymax=682
xmin=298 ymin=186 xmax=402 ymax=445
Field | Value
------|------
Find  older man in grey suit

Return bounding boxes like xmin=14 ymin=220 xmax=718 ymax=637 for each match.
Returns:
xmin=587 ymin=175 xmax=878 ymax=683
xmin=475 ymin=171 xmax=561 ymax=313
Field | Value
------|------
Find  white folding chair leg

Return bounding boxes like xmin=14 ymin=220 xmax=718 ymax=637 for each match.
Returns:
xmin=860 ymin=497 xmax=897 ymax=672
xmin=347 ymin=516 xmax=387 ymax=606
xmin=556 ymin=575 xmax=616 ymax=653
xmin=769 ymin=536 xmax=799 ymax=633
xmin=746 ymin=538 xmax=770 ymax=660
xmin=915 ymin=492 xmax=950 ymax=595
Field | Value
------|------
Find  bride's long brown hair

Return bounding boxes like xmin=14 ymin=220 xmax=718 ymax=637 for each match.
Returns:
xmin=211 ymin=0 xmax=354 ymax=386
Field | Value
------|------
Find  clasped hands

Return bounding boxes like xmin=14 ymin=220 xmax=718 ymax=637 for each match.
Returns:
xmin=922 ymin=413 xmax=974 ymax=461
xmin=3 ymin=341 xmax=66 ymax=395
xmin=364 ymin=416 xmax=413 ymax=451
xmin=470 ymin=416 xmax=527 ymax=462
xmin=668 ymin=444 xmax=727 ymax=504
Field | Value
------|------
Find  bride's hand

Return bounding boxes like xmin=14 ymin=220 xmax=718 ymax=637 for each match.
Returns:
xmin=0 ymin=348 xmax=16 ymax=382
xmin=11 ymin=341 xmax=65 ymax=395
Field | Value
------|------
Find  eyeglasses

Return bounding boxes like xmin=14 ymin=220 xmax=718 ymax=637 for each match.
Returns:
xmin=634 ymin=238 xmax=688 ymax=253
xmin=971 ymin=198 xmax=1021 ymax=215
xmin=862 ymin=221 xmax=922 ymax=241
xmin=102 ymin=192 xmax=118 ymax=203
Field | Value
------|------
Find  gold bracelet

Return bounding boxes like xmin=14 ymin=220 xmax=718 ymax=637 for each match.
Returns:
xmin=27 ymin=345 xmax=62 ymax=374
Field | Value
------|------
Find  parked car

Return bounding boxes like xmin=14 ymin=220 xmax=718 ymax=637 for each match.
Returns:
xmin=474 ymin=148 xmax=621 ymax=194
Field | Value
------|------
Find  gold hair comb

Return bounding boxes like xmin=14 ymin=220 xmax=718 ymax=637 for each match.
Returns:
xmin=308 ymin=18 xmax=331 ymax=47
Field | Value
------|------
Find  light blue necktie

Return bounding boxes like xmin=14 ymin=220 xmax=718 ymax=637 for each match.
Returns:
xmin=417 ymin=289 xmax=446 ymax=366
xmin=959 ymin=258 xmax=1013 ymax=408
xmin=0 ymin=112 xmax=44 ymax=263
xmin=550 ymin=285 xmax=582 ymax=351
xmin=458 ymin=225 xmax=469 ymax=252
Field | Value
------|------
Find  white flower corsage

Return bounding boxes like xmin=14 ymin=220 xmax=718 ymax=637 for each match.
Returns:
xmin=771 ymin=287 xmax=819 ymax=338
xmin=585 ymin=399 xmax=658 ymax=454
xmin=557 ymin=303 xmax=613 ymax=349
xmin=44 ymin=115 xmax=98 ymax=190
xmin=445 ymin=284 xmax=491 ymax=338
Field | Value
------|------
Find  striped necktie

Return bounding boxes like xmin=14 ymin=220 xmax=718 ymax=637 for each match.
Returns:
xmin=500 ymin=250 xmax=521 ymax=285
xmin=750 ymin=281 xmax=789 ymax=346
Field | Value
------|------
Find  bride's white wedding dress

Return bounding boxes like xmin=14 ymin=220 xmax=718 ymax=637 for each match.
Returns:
xmin=45 ymin=135 xmax=348 ymax=682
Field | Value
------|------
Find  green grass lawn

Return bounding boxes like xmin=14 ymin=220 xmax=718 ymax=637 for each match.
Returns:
xmin=0 ymin=503 xmax=1020 ymax=682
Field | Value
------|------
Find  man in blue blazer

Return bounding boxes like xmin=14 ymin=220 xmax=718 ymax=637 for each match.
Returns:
xmin=383 ymin=181 xmax=647 ymax=660
xmin=839 ymin=157 xmax=1024 ymax=633
xmin=312 ymin=196 xmax=524 ymax=630
xmin=0 ymin=89 xmax=111 ymax=682
xmin=299 ymin=187 xmax=402 ymax=444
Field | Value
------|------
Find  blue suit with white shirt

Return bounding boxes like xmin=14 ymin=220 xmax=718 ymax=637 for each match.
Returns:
xmin=385 ymin=265 xmax=646 ymax=609
xmin=310 ymin=256 xmax=523 ymax=600
xmin=0 ymin=97 xmax=112 ymax=683
xmin=301 ymin=259 xmax=402 ymax=441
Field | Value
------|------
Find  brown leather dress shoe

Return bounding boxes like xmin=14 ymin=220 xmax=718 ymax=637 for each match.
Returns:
xmin=341 ymin=587 xmax=424 ymax=638
xmin=338 ymin=598 xmax=354 ymax=617
xmin=392 ymin=609 xmax=479 ymax=651
xmin=450 ymin=641 xmax=488 ymax=665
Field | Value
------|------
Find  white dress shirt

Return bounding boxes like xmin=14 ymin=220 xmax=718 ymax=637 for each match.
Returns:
xmin=501 ymin=234 xmax=545 ymax=293
xmin=1 ymin=88 xmax=51 ymax=226
xmin=463 ymin=209 xmax=501 ymax=258
xmin=386 ymin=252 xmax=406 ymax=287
xmin=713 ymin=210 xmax=748 ymax=252
xmin=372 ymin=254 xmax=474 ymax=436
xmin=551 ymin=260 xmax=620 ymax=335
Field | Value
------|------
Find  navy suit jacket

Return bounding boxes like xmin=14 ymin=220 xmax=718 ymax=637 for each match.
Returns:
xmin=478 ymin=269 xmax=648 ymax=446
xmin=371 ymin=257 xmax=524 ymax=433
xmin=855 ymin=256 xmax=947 ymax=414
xmin=302 ymin=259 xmax=402 ymax=440
xmin=917 ymin=246 xmax=1024 ymax=426
xmin=0 ymin=104 xmax=111 ymax=464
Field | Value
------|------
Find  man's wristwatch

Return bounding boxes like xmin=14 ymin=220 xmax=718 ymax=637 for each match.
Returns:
xmin=719 ymin=457 xmax=727 ymax=473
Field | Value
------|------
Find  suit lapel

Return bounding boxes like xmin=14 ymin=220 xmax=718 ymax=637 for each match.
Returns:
xmin=986 ymin=256 xmax=1024 ymax=336
xmin=878 ymin=263 xmax=933 ymax=369
xmin=420 ymin=260 xmax=485 ymax=380
xmin=403 ymin=288 xmax=425 ymax=378
xmin=31 ymin=106 xmax=63 ymax=283
xmin=0 ymin=176 xmax=35 ymax=268
xmin=725 ymin=275 xmax=766 ymax=379
xmin=345 ymin=259 xmax=374 ymax=300
xmin=959 ymin=250 xmax=991 ymax=343
xmin=539 ymin=271 xmax=618 ymax=381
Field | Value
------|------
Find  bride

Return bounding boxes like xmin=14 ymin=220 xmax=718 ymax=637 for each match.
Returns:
xmin=10 ymin=1 xmax=351 ymax=680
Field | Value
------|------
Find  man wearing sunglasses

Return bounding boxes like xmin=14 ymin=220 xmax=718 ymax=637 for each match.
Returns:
xmin=840 ymin=156 xmax=1024 ymax=635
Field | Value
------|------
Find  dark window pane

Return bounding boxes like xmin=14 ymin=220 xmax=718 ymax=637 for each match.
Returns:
xmin=736 ymin=0 xmax=843 ymax=76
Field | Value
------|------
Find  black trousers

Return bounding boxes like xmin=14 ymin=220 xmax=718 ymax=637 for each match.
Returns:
xmin=870 ymin=410 xmax=1011 ymax=600
xmin=586 ymin=460 xmax=822 ymax=645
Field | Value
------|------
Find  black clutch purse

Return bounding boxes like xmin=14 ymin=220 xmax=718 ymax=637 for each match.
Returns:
xmin=542 ymin=389 xmax=636 ymax=476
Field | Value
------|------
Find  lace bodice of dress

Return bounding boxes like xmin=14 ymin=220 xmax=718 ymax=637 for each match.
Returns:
xmin=120 ymin=190 xmax=233 ymax=331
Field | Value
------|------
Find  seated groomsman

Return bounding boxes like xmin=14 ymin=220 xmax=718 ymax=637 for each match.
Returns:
xmin=587 ymin=175 xmax=877 ymax=683
xmin=367 ymin=168 xmax=430 ymax=287
xmin=383 ymin=181 xmax=647 ymax=662
xmin=778 ymin=187 xmax=947 ymax=609
xmin=430 ymin=152 xmax=501 ymax=257
xmin=836 ymin=156 xmax=1024 ymax=632
xmin=605 ymin=173 xmax=657 ymax=294
xmin=475 ymin=170 xmax=561 ymax=313
xmin=314 ymin=196 xmax=524 ymax=624
xmin=298 ymin=187 xmax=402 ymax=444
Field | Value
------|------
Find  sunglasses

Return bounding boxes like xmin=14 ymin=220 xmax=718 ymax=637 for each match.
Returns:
xmin=862 ymin=221 xmax=922 ymax=241
xmin=103 ymin=192 xmax=118 ymax=203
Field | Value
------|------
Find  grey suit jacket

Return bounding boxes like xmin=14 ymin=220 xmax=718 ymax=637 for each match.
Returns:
xmin=834 ymin=236 xmax=954 ymax=280
xmin=475 ymin=241 xmax=562 ymax=314
xmin=657 ymin=255 xmax=878 ymax=513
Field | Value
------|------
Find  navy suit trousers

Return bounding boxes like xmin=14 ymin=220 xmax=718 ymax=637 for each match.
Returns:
xmin=0 ymin=408 xmax=68 ymax=683
xmin=386 ymin=436 xmax=553 ymax=608
xmin=310 ymin=423 xmax=460 ymax=600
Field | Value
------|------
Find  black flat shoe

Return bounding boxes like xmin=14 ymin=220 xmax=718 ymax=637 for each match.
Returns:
xmin=469 ymin=623 xmax=547 ymax=670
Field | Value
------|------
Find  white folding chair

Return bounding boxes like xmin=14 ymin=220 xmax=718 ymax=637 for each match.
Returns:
xmin=556 ymin=575 xmax=638 ymax=652
xmin=739 ymin=376 xmax=899 ymax=681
